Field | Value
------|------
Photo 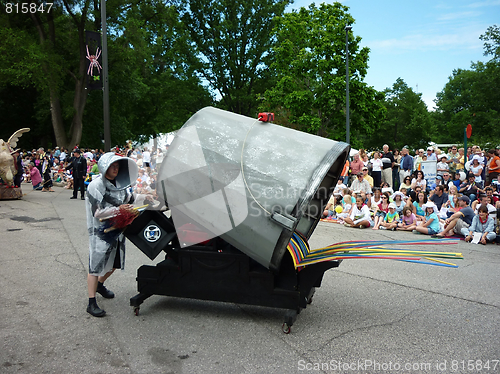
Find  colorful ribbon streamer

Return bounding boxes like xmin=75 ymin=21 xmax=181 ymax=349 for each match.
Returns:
xmin=287 ymin=232 xmax=463 ymax=269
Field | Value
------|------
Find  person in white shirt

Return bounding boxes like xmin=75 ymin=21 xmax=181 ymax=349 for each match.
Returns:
xmin=142 ymin=147 xmax=151 ymax=168
xmin=344 ymin=196 xmax=373 ymax=228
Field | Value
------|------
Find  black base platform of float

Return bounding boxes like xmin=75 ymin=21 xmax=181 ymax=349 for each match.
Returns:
xmin=125 ymin=209 xmax=340 ymax=332
xmin=129 ymin=245 xmax=339 ymax=331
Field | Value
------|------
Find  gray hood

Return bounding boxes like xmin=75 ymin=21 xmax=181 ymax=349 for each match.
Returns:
xmin=98 ymin=152 xmax=138 ymax=191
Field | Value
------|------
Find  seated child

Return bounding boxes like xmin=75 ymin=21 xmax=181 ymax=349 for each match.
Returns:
xmin=397 ymin=206 xmax=417 ymax=231
xmin=380 ymin=203 xmax=399 ymax=230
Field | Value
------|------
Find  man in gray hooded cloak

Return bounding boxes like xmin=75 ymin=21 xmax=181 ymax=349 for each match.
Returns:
xmin=85 ymin=152 xmax=138 ymax=317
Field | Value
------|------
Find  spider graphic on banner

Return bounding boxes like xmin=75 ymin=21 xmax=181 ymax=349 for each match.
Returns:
xmin=86 ymin=45 xmax=102 ymax=76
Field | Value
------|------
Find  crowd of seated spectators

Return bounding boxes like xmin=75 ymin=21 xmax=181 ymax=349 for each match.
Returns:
xmin=324 ymin=145 xmax=500 ymax=244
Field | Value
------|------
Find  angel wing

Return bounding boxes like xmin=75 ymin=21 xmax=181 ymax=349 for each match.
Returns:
xmin=8 ymin=128 xmax=30 ymax=149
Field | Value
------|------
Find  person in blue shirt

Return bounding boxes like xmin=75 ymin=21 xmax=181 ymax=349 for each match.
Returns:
xmin=410 ymin=202 xmax=440 ymax=235
xmin=399 ymin=147 xmax=413 ymax=186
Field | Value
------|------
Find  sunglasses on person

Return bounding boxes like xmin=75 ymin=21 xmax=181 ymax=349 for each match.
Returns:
xmin=381 ymin=196 xmax=388 ymax=199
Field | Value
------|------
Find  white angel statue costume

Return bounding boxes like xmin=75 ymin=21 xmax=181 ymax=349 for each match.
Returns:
xmin=85 ymin=152 xmax=138 ymax=317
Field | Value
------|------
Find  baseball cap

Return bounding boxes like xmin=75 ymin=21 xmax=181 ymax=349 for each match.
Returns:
xmin=458 ymin=196 xmax=470 ymax=204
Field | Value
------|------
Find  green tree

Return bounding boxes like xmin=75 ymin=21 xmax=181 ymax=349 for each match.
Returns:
xmin=259 ymin=2 xmax=385 ymax=148
xmin=182 ymin=0 xmax=291 ymax=116
xmin=86 ymin=0 xmax=213 ymax=147
xmin=370 ymin=78 xmax=431 ymax=150
xmin=480 ymin=24 xmax=500 ymax=61
xmin=434 ymin=64 xmax=500 ymax=145
xmin=0 ymin=0 xmax=97 ymax=148
xmin=433 ymin=25 xmax=500 ymax=147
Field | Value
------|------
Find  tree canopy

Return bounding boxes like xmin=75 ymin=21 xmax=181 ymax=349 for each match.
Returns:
xmin=1 ymin=0 xmax=499 ymax=153
xmin=258 ymin=3 xmax=386 ymax=148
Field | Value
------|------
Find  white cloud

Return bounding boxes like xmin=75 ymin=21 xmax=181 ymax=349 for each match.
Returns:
xmin=369 ymin=30 xmax=484 ymax=52
xmin=436 ymin=11 xmax=482 ymax=21
xmin=467 ymin=0 xmax=500 ymax=8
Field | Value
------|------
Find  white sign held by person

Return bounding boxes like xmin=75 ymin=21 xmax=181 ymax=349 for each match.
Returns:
xmin=421 ymin=161 xmax=437 ymax=185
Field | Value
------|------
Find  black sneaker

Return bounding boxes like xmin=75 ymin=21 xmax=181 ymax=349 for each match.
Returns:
xmin=87 ymin=303 xmax=106 ymax=317
xmin=81 ymin=196 xmax=85 ymax=200
xmin=97 ymin=283 xmax=115 ymax=299
xmin=70 ymin=196 xmax=77 ymax=199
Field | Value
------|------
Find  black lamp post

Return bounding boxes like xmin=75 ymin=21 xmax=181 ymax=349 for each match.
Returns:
xmin=345 ymin=25 xmax=352 ymax=144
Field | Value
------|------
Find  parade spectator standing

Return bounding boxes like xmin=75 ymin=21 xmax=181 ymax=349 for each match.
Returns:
xmin=370 ymin=152 xmax=383 ymax=188
xmin=446 ymin=146 xmax=460 ymax=176
xmin=393 ymin=149 xmax=401 ymax=190
xmin=486 ymin=149 xmax=500 ymax=185
xmin=13 ymin=150 xmax=24 ymax=187
xmin=399 ymin=147 xmax=413 ymax=186
xmin=381 ymin=144 xmax=395 ymax=188
xmin=341 ymin=160 xmax=350 ymax=185
xmin=426 ymin=147 xmax=437 ymax=161
xmin=435 ymin=196 xmax=475 ymax=238
xmin=142 ymin=147 xmax=151 ymax=169
xmin=59 ymin=148 xmax=67 ymax=163
xmin=349 ymin=153 xmax=364 ymax=184
xmin=66 ymin=148 xmax=87 ymax=200
xmin=457 ymin=148 xmax=465 ymax=171
xmin=41 ymin=155 xmax=55 ymax=192
xmin=413 ymin=149 xmax=424 ymax=171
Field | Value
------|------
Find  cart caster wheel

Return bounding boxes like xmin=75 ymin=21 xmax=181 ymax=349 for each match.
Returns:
xmin=134 ymin=307 xmax=140 ymax=316
xmin=282 ymin=323 xmax=291 ymax=334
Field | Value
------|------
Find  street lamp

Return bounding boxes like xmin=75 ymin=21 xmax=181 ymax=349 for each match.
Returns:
xmin=345 ymin=25 xmax=352 ymax=145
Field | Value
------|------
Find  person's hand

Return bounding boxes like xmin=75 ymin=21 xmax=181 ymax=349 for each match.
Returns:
xmin=480 ymin=237 xmax=487 ymax=245
xmin=465 ymin=235 xmax=472 ymax=242
xmin=121 ymin=204 xmax=134 ymax=211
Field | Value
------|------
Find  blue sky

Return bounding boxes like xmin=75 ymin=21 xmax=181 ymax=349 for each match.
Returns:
xmin=288 ymin=0 xmax=499 ymax=110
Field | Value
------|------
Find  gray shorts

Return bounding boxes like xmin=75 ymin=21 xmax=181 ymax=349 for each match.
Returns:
xmin=453 ymin=219 xmax=470 ymax=235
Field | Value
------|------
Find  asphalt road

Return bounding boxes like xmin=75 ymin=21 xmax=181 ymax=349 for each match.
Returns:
xmin=1 ymin=185 xmax=499 ymax=374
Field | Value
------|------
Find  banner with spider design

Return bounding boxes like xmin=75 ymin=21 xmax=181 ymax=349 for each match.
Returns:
xmin=85 ymin=31 xmax=103 ymax=90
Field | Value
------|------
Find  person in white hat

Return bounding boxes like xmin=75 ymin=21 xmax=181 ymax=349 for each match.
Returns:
xmin=469 ymin=155 xmax=484 ymax=188
xmin=426 ymin=147 xmax=437 ymax=161
xmin=409 ymin=201 xmax=440 ymax=235
xmin=380 ymin=202 xmax=399 ymax=230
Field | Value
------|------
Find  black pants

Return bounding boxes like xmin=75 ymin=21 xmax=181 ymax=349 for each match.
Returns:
xmin=14 ymin=174 xmax=23 ymax=188
xmin=73 ymin=177 xmax=85 ymax=198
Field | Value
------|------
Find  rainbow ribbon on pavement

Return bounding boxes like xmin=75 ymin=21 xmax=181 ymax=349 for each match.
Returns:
xmin=287 ymin=232 xmax=462 ymax=269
